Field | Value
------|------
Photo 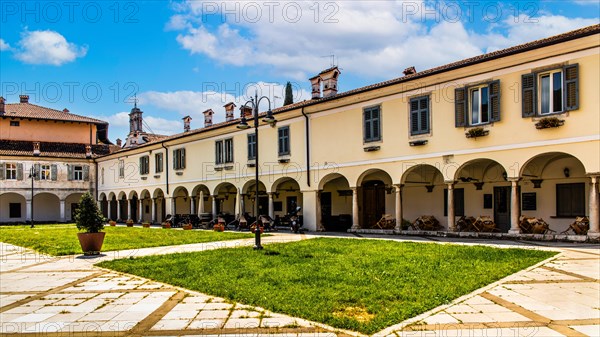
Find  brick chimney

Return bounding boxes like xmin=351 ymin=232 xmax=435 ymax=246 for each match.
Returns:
xmin=182 ymin=115 xmax=192 ymax=132
xmin=20 ymin=95 xmax=29 ymax=103
xmin=320 ymin=67 xmax=341 ymax=98
xmin=240 ymin=106 xmax=253 ymax=118
xmin=85 ymin=145 xmax=92 ymax=158
xmin=403 ymin=66 xmax=416 ymax=76
xmin=33 ymin=142 xmax=40 ymax=156
xmin=63 ymin=108 xmax=70 ymax=113
xmin=116 ymin=138 xmax=122 ymax=147
xmin=224 ymin=102 xmax=237 ymax=122
xmin=309 ymin=75 xmax=321 ymax=99
xmin=0 ymin=97 xmax=5 ymax=114
xmin=203 ymin=109 xmax=214 ymax=127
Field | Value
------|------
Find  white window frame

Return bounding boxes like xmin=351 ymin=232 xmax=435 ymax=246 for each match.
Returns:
xmin=469 ymin=85 xmax=490 ymax=125
xmin=40 ymin=164 xmax=51 ymax=180
xmin=224 ymin=138 xmax=234 ymax=164
xmin=73 ymin=166 xmax=83 ymax=181
xmin=538 ymin=69 xmax=563 ymax=115
xmin=5 ymin=163 xmax=17 ymax=180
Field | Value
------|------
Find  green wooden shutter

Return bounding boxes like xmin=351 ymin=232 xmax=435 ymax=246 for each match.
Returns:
xmin=67 ymin=165 xmax=73 ymax=181
xmin=51 ymin=165 xmax=57 ymax=181
xmin=419 ymin=98 xmax=429 ymax=132
xmin=489 ymin=80 xmax=501 ymax=122
xmin=173 ymin=150 xmax=177 ymax=169
xmin=0 ymin=163 xmax=5 ymax=180
xmin=521 ymin=73 xmax=536 ymax=117
xmin=17 ymin=163 xmax=23 ymax=180
xmin=83 ymin=165 xmax=90 ymax=181
xmin=410 ymin=99 xmax=419 ymax=134
xmin=372 ymin=108 xmax=380 ymax=141
xmin=363 ymin=109 xmax=371 ymax=141
xmin=563 ymin=64 xmax=579 ymax=111
xmin=181 ymin=149 xmax=186 ymax=169
xmin=139 ymin=157 xmax=143 ymax=174
xmin=34 ymin=164 xmax=40 ymax=180
xmin=455 ymin=87 xmax=467 ymax=127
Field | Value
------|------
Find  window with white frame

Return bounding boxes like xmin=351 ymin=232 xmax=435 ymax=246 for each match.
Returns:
xmin=470 ymin=86 xmax=489 ymax=125
xmin=539 ymin=70 xmax=563 ymax=115
xmin=73 ymin=166 xmax=83 ymax=181
xmin=40 ymin=164 xmax=51 ymax=180
xmin=224 ymin=138 xmax=234 ymax=163
xmin=5 ymin=163 xmax=17 ymax=180
xmin=278 ymin=126 xmax=290 ymax=155
xmin=215 ymin=140 xmax=223 ymax=164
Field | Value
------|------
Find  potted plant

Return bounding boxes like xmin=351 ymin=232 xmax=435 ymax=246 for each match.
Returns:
xmin=126 ymin=219 xmax=134 ymax=227
xmin=465 ymin=127 xmax=489 ymax=138
xmin=213 ymin=223 xmax=224 ymax=232
xmin=75 ymin=192 xmax=106 ymax=256
xmin=162 ymin=222 xmax=171 ymax=229
xmin=142 ymin=222 xmax=151 ymax=228
xmin=183 ymin=223 xmax=193 ymax=230
xmin=109 ymin=220 xmax=116 ymax=226
xmin=535 ymin=116 xmax=565 ymax=129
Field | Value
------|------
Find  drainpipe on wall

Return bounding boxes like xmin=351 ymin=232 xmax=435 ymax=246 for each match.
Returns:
xmin=301 ymin=107 xmax=311 ymax=187
xmin=161 ymin=142 xmax=170 ymax=194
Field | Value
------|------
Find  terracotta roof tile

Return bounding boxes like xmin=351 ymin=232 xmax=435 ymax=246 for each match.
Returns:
xmin=1 ymin=103 xmax=107 ymax=124
xmin=0 ymin=140 xmax=114 ymax=159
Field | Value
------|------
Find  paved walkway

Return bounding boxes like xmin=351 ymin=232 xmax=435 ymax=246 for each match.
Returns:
xmin=1 ymin=232 xmax=598 ymax=336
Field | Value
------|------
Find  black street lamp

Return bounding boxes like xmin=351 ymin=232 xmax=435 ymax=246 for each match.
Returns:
xmin=237 ymin=91 xmax=276 ymax=250
xmin=29 ymin=166 xmax=37 ymax=228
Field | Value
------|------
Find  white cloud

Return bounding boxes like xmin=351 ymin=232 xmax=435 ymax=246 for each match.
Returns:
xmin=14 ymin=30 xmax=87 ymax=66
xmin=0 ymin=39 xmax=11 ymax=51
xmin=170 ymin=1 xmax=598 ymax=80
xmin=98 ymin=111 xmax=183 ymax=136
xmin=139 ymin=82 xmax=311 ymax=127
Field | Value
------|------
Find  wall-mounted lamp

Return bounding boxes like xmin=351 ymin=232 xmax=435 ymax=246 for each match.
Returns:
xmin=563 ymin=167 xmax=570 ymax=178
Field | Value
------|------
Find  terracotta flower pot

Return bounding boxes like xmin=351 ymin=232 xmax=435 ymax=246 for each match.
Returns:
xmin=142 ymin=223 xmax=150 ymax=228
xmin=213 ymin=224 xmax=224 ymax=232
xmin=183 ymin=224 xmax=192 ymax=230
xmin=162 ymin=223 xmax=171 ymax=229
xmin=126 ymin=220 xmax=134 ymax=227
xmin=77 ymin=232 xmax=106 ymax=256
xmin=109 ymin=221 xmax=116 ymax=226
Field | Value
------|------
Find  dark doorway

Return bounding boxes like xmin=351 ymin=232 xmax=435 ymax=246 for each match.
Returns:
xmin=257 ymin=195 xmax=268 ymax=216
xmin=286 ymin=196 xmax=298 ymax=214
xmin=494 ymin=186 xmax=511 ymax=232
xmin=362 ymin=180 xmax=386 ymax=228
xmin=71 ymin=203 xmax=79 ymax=221
xmin=130 ymin=197 xmax=138 ymax=222
xmin=321 ymin=192 xmax=332 ymax=228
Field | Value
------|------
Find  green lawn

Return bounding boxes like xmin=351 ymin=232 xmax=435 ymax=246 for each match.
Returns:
xmin=0 ymin=224 xmax=254 ymax=256
xmin=98 ymin=238 xmax=555 ymax=334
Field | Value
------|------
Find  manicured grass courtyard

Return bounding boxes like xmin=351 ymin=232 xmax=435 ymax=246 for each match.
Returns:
xmin=98 ymin=238 xmax=556 ymax=334
xmin=0 ymin=224 xmax=254 ymax=256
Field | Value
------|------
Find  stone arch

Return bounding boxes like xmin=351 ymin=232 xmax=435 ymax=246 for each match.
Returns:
xmin=0 ymin=192 xmax=27 ymax=223
xmin=318 ymin=173 xmax=352 ymax=231
xmin=400 ymin=164 xmax=445 ymax=227
xmin=65 ymin=193 xmax=84 ymax=222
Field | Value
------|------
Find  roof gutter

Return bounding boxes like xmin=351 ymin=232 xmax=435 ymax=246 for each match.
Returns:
xmin=161 ymin=142 xmax=170 ymax=195
xmin=301 ymin=107 xmax=310 ymax=187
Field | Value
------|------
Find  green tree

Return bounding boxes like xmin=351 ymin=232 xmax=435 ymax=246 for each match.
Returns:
xmin=75 ymin=192 xmax=105 ymax=233
xmin=284 ymin=81 xmax=293 ymax=106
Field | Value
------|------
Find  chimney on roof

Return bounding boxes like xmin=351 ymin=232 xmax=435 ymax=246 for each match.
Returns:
xmin=0 ymin=97 xmax=5 ymax=114
xmin=20 ymin=95 xmax=29 ymax=103
xmin=309 ymin=75 xmax=321 ymax=99
xmin=116 ymin=138 xmax=122 ymax=147
xmin=320 ymin=67 xmax=341 ymax=98
xmin=85 ymin=145 xmax=92 ymax=158
xmin=33 ymin=142 xmax=40 ymax=156
xmin=63 ymin=108 xmax=69 ymax=113
xmin=224 ymin=102 xmax=237 ymax=122
xmin=403 ymin=66 xmax=416 ymax=76
xmin=203 ymin=109 xmax=214 ymax=127
xmin=183 ymin=115 xmax=192 ymax=132
xmin=240 ymin=106 xmax=253 ymax=119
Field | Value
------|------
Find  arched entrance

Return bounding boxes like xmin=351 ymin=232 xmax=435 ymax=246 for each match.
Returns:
xmin=99 ymin=193 xmax=108 ymax=219
xmin=241 ymin=181 xmax=266 ymax=217
xmin=128 ymin=191 xmax=139 ymax=222
xmin=117 ymin=191 xmax=127 ymax=222
xmin=318 ymin=173 xmax=352 ymax=231
xmin=271 ymin=177 xmax=303 ymax=220
xmin=108 ymin=192 xmax=117 ymax=221
xmin=0 ymin=192 xmax=27 ymax=223
xmin=357 ymin=169 xmax=393 ymax=229
xmin=454 ymin=159 xmax=508 ymax=231
xmin=520 ymin=152 xmax=588 ymax=232
xmin=33 ymin=193 xmax=60 ymax=222
xmin=213 ymin=183 xmax=238 ymax=217
xmin=401 ymin=164 xmax=445 ymax=228
xmin=153 ymin=188 xmax=166 ymax=222
xmin=65 ymin=193 xmax=83 ymax=222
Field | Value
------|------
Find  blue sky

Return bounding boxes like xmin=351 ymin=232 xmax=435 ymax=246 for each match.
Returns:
xmin=1 ymin=0 xmax=598 ymax=140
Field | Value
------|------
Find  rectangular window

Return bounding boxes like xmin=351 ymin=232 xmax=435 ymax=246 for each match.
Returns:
xmin=215 ymin=140 xmax=223 ymax=164
xmin=522 ymin=64 xmax=578 ymax=118
xmin=118 ymin=160 xmax=125 ymax=178
xmin=410 ymin=96 xmax=430 ymax=135
xmin=10 ymin=121 xmax=19 ymax=126
xmin=470 ymin=87 xmax=489 ymax=125
xmin=155 ymin=153 xmax=163 ymax=173
xmin=5 ymin=163 xmax=17 ymax=180
xmin=278 ymin=126 xmax=290 ymax=156
xmin=73 ymin=166 xmax=83 ymax=181
xmin=139 ymin=156 xmax=149 ymax=175
xmin=173 ymin=148 xmax=186 ymax=170
xmin=9 ymin=203 xmax=21 ymax=218
xmin=556 ymin=183 xmax=585 ymax=217
xmin=247 ymin=133 xmax=256 ymax=160
xmin=363 ymin=106 xmax=381 ymax=142
xmin=539 ymin=70 xmax=563 ymax=114
xmin=224 ymin=138 xmax=234 ymax=163
xmin=40 ymin=165 xmax=51 ymax=180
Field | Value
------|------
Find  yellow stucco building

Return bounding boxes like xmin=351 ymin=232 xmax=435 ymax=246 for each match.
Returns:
xmin=96 ymin=25 xmax=600 ymax=239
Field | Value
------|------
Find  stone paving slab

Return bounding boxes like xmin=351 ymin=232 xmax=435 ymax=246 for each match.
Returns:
xmin=1 ymin=234 xmax=599 ymax=337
